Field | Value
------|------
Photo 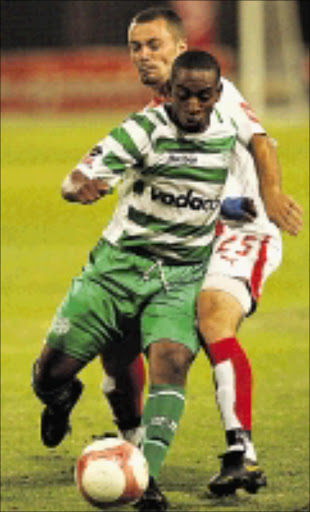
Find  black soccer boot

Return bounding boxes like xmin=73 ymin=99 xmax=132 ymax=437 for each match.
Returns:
xmin=40 ymin=378 xmax=83 ymax=447
xmin=134 ymin=476 xmax=169 ymax=512
xmin=91 ymin=432 xmax=119 ymax=441
xmin=208 ymin=450 xmax=267 ymax=497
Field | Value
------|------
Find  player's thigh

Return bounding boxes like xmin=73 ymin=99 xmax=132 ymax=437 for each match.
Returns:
xmin=142 ymin=265 xmax=203 ymax=356
xmin=45 ymin=240 xmax=151 ymax=364
xmin=45 ymin=273 xmax=121 ymax=363
xmin=202 ymin=228 xmax=282 ymax=315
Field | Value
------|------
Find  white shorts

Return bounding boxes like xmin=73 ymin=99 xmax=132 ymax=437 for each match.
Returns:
xmin=202 ymin=223 xmax=282 ymax=315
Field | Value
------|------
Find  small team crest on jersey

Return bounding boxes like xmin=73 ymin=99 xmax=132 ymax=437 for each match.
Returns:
xmin=50 ymin=316 xmax=71 ymax=335
xmin=81 ymin=155 xmax=95 ymax=167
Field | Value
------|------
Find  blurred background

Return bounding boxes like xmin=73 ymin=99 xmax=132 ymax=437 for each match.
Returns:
xmin=1 ymin=0 xmax=309 ymax=116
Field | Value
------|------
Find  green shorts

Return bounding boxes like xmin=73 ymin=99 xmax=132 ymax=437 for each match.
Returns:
xmin=46 ymin=239 xmax=209 ymax=363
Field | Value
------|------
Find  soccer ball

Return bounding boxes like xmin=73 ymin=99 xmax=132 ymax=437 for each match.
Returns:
xmin=75 ymin=438 xmax=149 ymax=508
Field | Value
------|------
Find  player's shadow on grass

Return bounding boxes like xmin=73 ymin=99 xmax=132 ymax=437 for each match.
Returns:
xmin=162 ymin=463 xmax=211 ymax=491
xmin=1 ymin=453 xmax=77 ymax=489
xmin=163 ymin=464 xmax=250 ymax=508
xmin=2 ymin=466 xmax=74 ymax=490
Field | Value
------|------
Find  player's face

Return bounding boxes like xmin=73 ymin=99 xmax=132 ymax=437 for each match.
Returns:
xmin=128 ymin=18 xmax=187 ymax=90
xmin=170 ymin=68 xmax=222 ymax=133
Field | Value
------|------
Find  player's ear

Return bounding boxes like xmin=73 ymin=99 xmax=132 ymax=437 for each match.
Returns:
xmin=178 ymin=39 xmax=188 ymax=54
xmin=216 ymin=81 xmax=223 ymax=100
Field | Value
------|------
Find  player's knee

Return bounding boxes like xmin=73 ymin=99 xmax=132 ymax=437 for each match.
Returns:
xmin=31 ymin=345 xmax=83 ymax=396
xmin=148 ymin=341 xmax=193 ymax=386
xmin=197 ymin=290 xmax=243 ymax=344
xmin=31 ymin=358 xmax=59 ymax=401
xmin=31 ymin=359 xmax=50 ymax=403
xmin=168 ymin=347 xmax=192 ymax=379
xmin=32 ymin=359 xmax=84 ymax=409
xmin=31 ymin=358 xmax=50 ymax=392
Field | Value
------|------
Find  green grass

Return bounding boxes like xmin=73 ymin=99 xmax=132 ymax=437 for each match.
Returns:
xmin=1 ymin=114 xmax=309 ymax=512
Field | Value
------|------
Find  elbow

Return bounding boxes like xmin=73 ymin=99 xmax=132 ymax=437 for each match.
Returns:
xmin=61 ymin=183 xmax=67 ymax=200
xmin=250 ymin=133 xmax=277 ymax=157
xmin=61 ymin=189 xmax=71 ymax=201
xmin=61 ymin=174 xmax=76 ymax=201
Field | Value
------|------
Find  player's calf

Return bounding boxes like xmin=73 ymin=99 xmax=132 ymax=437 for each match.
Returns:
xmin=102 ymin=375 xmax=144 ymax=446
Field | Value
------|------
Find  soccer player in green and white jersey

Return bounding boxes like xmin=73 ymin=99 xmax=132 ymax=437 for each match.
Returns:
xmin=32 ymin=50 xmax=240 ymax=510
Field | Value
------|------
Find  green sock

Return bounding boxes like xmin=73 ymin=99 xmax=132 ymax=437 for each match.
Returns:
xmin=141 ymin=384 xmax=185 ymax=479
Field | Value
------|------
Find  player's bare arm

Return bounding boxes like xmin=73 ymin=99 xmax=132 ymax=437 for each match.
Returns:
xmin=61 ymin=169 xmax=109 ymax=204
xmin=249 ymin=133 xmax=303 ymax=236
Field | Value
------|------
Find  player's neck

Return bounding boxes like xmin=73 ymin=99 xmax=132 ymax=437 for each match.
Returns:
xmin=151 ymin=81 xmax=170 ymax=101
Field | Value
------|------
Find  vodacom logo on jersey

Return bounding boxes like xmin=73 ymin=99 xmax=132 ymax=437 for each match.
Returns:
xmin=150 ymin=186 xmax=220 ymax=211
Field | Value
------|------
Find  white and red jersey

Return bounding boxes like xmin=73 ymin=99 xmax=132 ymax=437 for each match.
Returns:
xmin=219 ymin=78 xmax=265 ymax=142
xmin=217 ymin=78 xmax=275 ymax=231
xmin=202 ymin=78 xmax=282 ymax=313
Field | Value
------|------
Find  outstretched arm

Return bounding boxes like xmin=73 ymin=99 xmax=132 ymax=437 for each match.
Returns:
xmin=249 ymin=134 xmax=303 ymax=236
xmin=61 ymin=112 xmax=151 ymax=205
xmin=61 ymin=169 xmax=110 ymax=204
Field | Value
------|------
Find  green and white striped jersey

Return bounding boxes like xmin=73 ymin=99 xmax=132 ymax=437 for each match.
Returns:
xmin=76 ymin=104 xmax=237 ymax=263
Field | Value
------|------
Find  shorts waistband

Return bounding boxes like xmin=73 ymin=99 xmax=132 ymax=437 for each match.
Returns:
xmin=124 ymin=245 xmax=202 ymax=267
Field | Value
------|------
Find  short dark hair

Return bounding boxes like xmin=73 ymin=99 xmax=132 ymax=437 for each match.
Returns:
xmin=130 ymin=7 xmax=185 ymax=41
xmin=171 ymin=50 xmax=221 ymax=84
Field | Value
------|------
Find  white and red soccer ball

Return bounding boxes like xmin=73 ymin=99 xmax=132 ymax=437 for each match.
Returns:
xmin=75 ymin=438 xmax=149 ymax=508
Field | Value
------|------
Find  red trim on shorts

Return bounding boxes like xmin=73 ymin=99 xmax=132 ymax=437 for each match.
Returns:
xmin=215 ymin=219 xmax=225 ymax=237
xmin=250 ymin=236 xmax=270 ymax=301
xmin=208 ymin=337 xmax=252 ymax=430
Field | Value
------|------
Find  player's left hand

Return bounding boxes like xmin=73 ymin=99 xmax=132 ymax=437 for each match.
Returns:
xmin=263 ymin=190 xmax=303 ymax=236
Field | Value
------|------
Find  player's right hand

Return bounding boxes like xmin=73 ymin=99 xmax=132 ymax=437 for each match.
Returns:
xmin=264 ymin=189 xmax=303 ymax=236
xmin=61 ymin=170 xmax=110 ymax=204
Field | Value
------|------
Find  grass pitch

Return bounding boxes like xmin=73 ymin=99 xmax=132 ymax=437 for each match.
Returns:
xmin=1 ymin=113 xmax=309 ymax=512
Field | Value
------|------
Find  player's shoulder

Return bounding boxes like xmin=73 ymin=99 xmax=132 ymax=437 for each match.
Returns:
xmin=144 ymin=103 xmax=168 ymax=119
xmin=123 ymin=105 xmax=169 ymax=140
xmin=219 ymin=77 xmax=264 ymax=130
xmin=136 ymin=104 xmax=170 ymax=130
xmin=210 ymin=107 xmax=238 ymax=140
xmin=220 ymin=76 xmax=243 ymax=102
xmin=127 ymin=104 xmax=167 ymax=122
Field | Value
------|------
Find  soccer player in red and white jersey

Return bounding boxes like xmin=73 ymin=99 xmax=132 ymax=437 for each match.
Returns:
xmin=123 ymin=7 xmax=302 ymax=499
